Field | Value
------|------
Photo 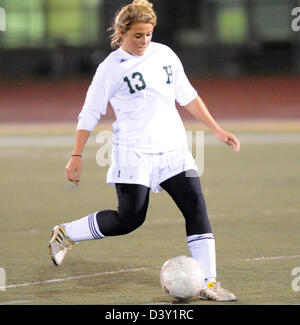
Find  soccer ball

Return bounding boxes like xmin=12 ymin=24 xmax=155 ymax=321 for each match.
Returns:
xmin=160 ymin=255 xmax=205 ymax=301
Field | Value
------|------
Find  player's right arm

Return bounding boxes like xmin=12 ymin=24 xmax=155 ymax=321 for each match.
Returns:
xmin=66 ymin=55 xmax=117 ymax=185
xmin=65 ymin=129 xmax=91 ymax=185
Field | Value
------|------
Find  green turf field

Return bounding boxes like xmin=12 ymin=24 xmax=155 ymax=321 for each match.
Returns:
xmin=0 ymin=121 xmax=300 ymax=305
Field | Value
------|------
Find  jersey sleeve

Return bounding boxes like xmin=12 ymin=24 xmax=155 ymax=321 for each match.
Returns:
xmin=173 ymin=52 xmax=198 ymax=107
xmin=77 ymin=60 xmax=114 ymax=131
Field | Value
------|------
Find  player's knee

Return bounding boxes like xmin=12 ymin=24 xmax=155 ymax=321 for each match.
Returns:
xmin=118 ymin=209 xmax=146 ymax=234
xmin=182 ymin=195 xmax=206 ymax=219
xmin=182 ymin=196 xmax=212 ymax=234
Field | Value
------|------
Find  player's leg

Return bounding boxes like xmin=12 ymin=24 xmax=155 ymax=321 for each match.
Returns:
xmin=96 ymin=183 xmax=150 ymax=236
xmin=159 ymin=170 xmax=216 ymax=284
xmin=160 ymin=170 xmax=236 ymax=301
xmin=65 ymin=183 xmax=150 ymax=239
xmin=49 ymin=183 xmax=150 ymax=265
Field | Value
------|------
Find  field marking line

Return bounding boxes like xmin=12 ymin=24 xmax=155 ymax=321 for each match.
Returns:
xmin=0 ymin=300 xmax=38 ymax=305
xmin=238 ymin=254 xmax=300 ymax=262
xmin=1 ymin=254 xmax=300 ymax=291
xmin=0 ymin=266 xmax=161 ymax=291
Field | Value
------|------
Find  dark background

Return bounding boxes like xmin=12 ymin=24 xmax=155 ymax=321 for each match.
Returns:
xmin=0 ymin=0 xmax=300 ymax=122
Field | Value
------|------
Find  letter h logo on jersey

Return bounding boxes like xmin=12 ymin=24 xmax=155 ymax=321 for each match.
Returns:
xmin=0 ymin=7 xmax=6 ymax=32
xmin=163 ymin=65 xmax=173 ymax=84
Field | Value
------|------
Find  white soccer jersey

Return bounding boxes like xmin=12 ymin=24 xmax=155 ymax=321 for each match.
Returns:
xmin=77 ymin=42 xmax=198 ymax=152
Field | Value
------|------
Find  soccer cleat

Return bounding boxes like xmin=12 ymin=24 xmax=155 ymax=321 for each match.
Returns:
xmin=48 ymin=224 xmax=75 ymax=266
xmin=199 ymin=282 xmax=237 ymax=301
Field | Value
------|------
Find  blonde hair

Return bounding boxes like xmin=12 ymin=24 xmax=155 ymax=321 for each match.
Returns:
xmin=109 ymin=0 xmax=157 ymax=49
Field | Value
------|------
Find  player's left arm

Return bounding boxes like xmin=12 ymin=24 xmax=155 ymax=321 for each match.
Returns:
xmin=184 ymin=96 xmax=240 ymax=152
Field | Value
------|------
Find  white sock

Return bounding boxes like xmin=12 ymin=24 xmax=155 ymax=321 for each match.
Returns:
xmin=64 ymin=212 xmax=105 ymax=242
xmin=187 ymin=233 xmax=217 ymax=285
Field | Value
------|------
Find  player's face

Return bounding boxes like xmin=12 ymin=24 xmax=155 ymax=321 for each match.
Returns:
xmin=120 ymin=22 xmax=154 ymax=56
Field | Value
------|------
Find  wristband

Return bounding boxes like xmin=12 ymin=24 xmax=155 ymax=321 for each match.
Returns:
xmin=71 ymin=155 xmax=82 ymax=158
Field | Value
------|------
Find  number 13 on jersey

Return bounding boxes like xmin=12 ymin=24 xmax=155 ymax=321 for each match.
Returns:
xmin=123 ymin=72 xmax=146 ymax=94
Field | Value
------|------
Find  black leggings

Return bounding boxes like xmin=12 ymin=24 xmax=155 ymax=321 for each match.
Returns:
xmin=96 ymin=170 xmax=212 ymax=237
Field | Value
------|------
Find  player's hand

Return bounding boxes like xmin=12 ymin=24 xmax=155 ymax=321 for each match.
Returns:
xmin=215 ymin=129 xmax=240 ymax=152
xmin=65 ymin=156 xmax=82 ymax=185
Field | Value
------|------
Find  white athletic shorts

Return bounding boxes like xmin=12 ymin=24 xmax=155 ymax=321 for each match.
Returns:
xmin=107 ymin=147 xmax=198 ymax=193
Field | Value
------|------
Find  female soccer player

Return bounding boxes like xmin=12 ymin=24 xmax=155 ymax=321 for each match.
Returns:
xmin=49 ymin=0 xmax=240 ymax=301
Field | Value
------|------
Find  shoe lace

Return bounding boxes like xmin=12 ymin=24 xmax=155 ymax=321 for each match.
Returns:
xmin=211 ymin=282 xmax=224 ymax=291
xmin=56 ymin=229 xmax=74 ymax=249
